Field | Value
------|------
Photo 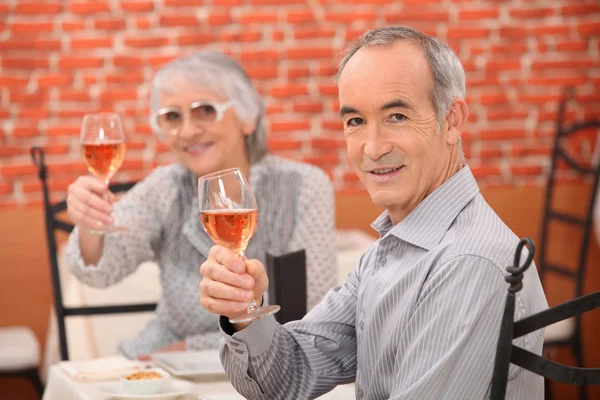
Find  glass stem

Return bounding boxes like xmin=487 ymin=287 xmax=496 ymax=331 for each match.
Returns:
xmin=237 ymin=250 xmax=257 ymax=314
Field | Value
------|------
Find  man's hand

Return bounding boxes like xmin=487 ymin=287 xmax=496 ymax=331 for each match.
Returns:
xmin=200 ymin=245 xmax=269 ymax=330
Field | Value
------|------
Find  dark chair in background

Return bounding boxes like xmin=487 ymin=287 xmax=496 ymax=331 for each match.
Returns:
xmin=30 ymin=146 xmax=156 ymax=361
xmin=267 ymin=250 xmax=307 ymax=324
xmin=0 ymin=326 xmax=44 ymax=398
xmin=537 ymin=87 xmax=600 ymax=399
xmin=491 ymin=237 xmax=600 ymax=400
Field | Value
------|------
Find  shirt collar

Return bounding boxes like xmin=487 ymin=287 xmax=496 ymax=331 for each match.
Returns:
xmin=370 ymin=165 xmax=480 ymax=250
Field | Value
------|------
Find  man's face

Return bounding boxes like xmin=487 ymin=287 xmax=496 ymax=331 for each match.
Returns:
xmin=339 ymin=41 xmax=451 ymax=219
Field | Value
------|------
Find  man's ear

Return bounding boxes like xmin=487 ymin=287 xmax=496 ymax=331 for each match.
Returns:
xmin=444 ymin=98 xmax=469 ymax=145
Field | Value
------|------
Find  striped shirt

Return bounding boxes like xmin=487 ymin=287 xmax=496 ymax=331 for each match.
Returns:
xmin=65 ymin=155 xmax=337 ymax=359
xmin=219 ymin=165 xmax=548 ymax=400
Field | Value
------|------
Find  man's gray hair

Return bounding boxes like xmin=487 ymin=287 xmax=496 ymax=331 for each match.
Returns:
xmin=150 ymin=50 xmax=267 ymax=164
xmin=338 ymin=26 xmax=467 ymax=160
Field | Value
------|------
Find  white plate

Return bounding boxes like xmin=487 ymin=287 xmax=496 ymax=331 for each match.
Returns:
xmin=152 ymin=350 xmax=226 ymax=380
xmin=99 ymin=379 xmax=195 ymax=400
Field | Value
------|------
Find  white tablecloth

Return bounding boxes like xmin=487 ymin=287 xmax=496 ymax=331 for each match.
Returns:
xmin=43 ymin=363 xmax=355 ymax=400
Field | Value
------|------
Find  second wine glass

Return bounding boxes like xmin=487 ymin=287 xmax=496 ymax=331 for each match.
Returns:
xmin=198 ymin=168 xmax=280 ymax=324
xmin=80 ymin=112 xmax=127 ymax=234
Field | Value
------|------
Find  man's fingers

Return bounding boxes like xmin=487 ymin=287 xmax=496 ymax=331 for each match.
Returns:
xmin=201 ymin=296 xmax=248 ymax=316
xmin=201 ymin=261 xmax=254 ymax=290
xmin=202 ymin=280 xmax=254 ymax=303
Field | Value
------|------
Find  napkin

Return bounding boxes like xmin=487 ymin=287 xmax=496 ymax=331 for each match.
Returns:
xmin=59 ymin=355 xmax=145 ymax=382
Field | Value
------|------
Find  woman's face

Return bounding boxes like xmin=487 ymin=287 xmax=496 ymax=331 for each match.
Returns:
xmin=157 ymin=88 xmax=255 ymax=178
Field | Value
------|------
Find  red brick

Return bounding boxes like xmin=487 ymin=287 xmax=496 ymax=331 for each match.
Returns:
xmin=160 ymin=15 xmax=198 ymax=27
xmin=480 ymin=148 xmax=504 ymax=159
xmin=528 ymin=76 xmax=587 ymax=86
xmin=486 ymin=60 xmax=521 ymax=71
xmin=287 ymin=47 xmax=333 ymax=60
xmin=556 ymin=41 xmax=588 ymax=52
xmin=15 ymin=2 xmax=62 ymax=14
xmin=578 ymin=23 xmax=600 ymax=38
xmin=319 ymin=84 xmax=338 ymax=96
xmin=2 ymin=57 xmax=49 ymax=69
xmin=246 ymin=65 xmax=278 ymax=80
xmin=322 ymin=120 xmax=343 ymax=130
xmin=447 ymin=27 xmax=490 ymax=39
xmin=19 ymin=108 xmax=48 ymax=119
xmin=471 ymin=166 xmax=501 ymax=178
xmin=294 ymin=28 xmax=336 ymax=40
xmin=121 ymin=160 xmax=145 ymax=171
xmin=343 ymin=172 xmax=360 ymax=182
xmin=459 ymin=9 xmax=498 ymax=20
xmin=164 ymin=0 xmax=203 ymax=5
xmin=240 ymin=50 xmax=279 ymax=62
xmin=113 ymin=56 xmax=144 ymax=68
xmin=121 ymin=1 xmax=154 ymax=12
xmin=334 ymin=0 xmax=394 ymax=3
xmin=124 ymin=37 xmax=169 ymax=48
xmin=488 ymin=110 xmax=528 ymax=121
xmin=538 ymin=110 xmax=576 ymax=123
xmin=0 ymin=76 xmax=29 ymax=88
xmin=304 ymin=155 xmax=339 ymax=166
xmin=95 ymin=19 xmax=126 ymax=30
xmin=60 ymin=90 xmax=91 ymax=102
xmin=294 ymin=102 xmax=323 ymax=113
xmin=13 ymin=127 xmax=40 ymax=138
xmin=499 ymin=27 xmax=526 ymax=39
xmin=58 ymin=109 xmax=100 ymax=118
xmin=251 ymin=0 xmax=304 ymax=4
xmin=71 ymin=37 xmax=113 ymax=49
xmin=0 ymin=39 xmax=61 ymax=51
xmin=0 ymin=147 xmax=23 ymax=157
xmin=10 ymin=21 xmax=54 ymax=34
xmin=510 ymin=8 xmax=554 ymax=18
xmin=0 ymin=164 xmax=39 ymax=177
xmin=287 ymin=67 xmax=310 ymax=79
xmin=83 ymin=75 xmax=98 ymax=84
xmin=271 ymin=84 xmax=308 ymax=98
xmin=319 ymin=63 xmax=337 ymax=77
xmin=59 ymin=56 xmax=104 ymax=69
xmin=272 ymin=30 xmax=285 ymax=41
xmin=561 ymin=4 xmax=600 ymax=16
xmin=480 ymin=93 xmax=508 ymax=105
xmin=532 ymin=25 xmax=570 ymax=36
xmin=518 ymin=94 xmax=562 ymax=104
xmin=480 ymin=129 xmax=524 ymax=140
xmin=220 ymin=31 xmax=262 ymax=42
xmin=531 ymin=59 xmax=594 ymax=70
xmin=135 ymin=17 xmax=152 ymax=29
xmin=385 ymin=10 xmax=448 ymax=22
xmin=266 ymin=105 xmax=284 ymax=115
xmin=312 ymin=138 xmax=345 ymax=149
xmin=287 ymin=11 xmax=315 ymax=24
xmin=62 ymin=21 xmax=86 ymax=31
xmin=100 ymin=90 xmax=138 ymax=102
xmin=491 ymin=43 xmax=528 ymax=54
xmin=147 ymin=55 xmax=177 ymax=66
xmin=213 ymin=0 xmax=242 ymax=5
xmin=326 ymin=12 xmax=376 ymax=22
xmin=9 ymin=90 xmax=49 ymax=104
xmin=270 ymin=121 xmax=311 ymax=132
xmin=178 ymin=33 xmax=217 ymax=46
xmin=46 ymin=145 xmax=71 ymax=155
xmin=208 ymin=12 xmax=232 ymax=25
xmin=70 ymin=1 xmax=110 ymax=14
xmin=240 ymin=12 xmax=278 ymax=24
xmin=267 ymin=140 xmax=303 ymax=150
xmin=512 ymin=165 xmax=543 ymax=176
xmin=0 ymin=4 xmax=8 ymax=13
xmin=511 ymin=145 xmax=552 ymax=157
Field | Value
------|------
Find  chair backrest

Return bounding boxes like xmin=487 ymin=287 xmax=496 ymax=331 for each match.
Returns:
xmin=491 ymin=237 xmax=600 ymax=400
xmin=30 ymin=146 xmax=157 ymax=361
xmin=538 ymin=87 xmax=600 ymax=298
xmin=266 ymin=250 xmax=307 ymax=324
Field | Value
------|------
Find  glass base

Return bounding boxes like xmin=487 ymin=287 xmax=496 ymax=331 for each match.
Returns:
xmin=229 ymin=304 xmax=281 ymax=324
xmin=86 ymin=224 xmax=128 ymax=235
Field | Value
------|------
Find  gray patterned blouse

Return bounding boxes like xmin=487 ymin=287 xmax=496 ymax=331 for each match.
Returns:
xmin=65 ymin=155 xmax=337 ymax=359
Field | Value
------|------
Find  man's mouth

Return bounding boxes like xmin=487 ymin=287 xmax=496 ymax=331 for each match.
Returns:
xmin=370 ymin=167 xmax=402 ymax=175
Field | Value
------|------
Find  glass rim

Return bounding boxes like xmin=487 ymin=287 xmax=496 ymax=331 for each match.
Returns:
xmin=198 ymin=167 xmax=241 ymax=181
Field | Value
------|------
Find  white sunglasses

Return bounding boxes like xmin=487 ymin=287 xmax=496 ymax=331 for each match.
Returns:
xmin=151 ymin=100 xmax=235 ymax=137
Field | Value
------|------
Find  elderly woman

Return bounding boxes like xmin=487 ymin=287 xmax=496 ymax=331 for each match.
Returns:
xmin=64 ymin=50 xmax=337 ymax=360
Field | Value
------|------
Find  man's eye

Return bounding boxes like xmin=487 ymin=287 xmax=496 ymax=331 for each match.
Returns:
xmin=389 ymin=113 xmax=407 ymax=123
xmin=346 ymin=117 xmax=364 ymax=127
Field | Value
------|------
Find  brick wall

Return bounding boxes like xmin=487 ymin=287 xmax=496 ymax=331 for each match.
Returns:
xmin=1 ymin=0 xmax=599 ymax=207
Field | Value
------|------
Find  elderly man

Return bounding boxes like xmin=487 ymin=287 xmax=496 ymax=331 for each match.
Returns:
xmin=199 ymin=25 xmax=548 ymax=399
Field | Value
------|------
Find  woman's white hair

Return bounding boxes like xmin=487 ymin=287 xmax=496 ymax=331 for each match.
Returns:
xmin=339 ymin=25 xmax=466 ymax=161
xmin=150 ymin=50 xmax=267 ymax=163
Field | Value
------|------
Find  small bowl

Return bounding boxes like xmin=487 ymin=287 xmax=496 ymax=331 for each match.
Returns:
xmin=120 ymin=368 xmax=169 ymax=395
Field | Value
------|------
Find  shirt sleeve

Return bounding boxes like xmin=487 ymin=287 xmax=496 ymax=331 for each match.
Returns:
xmin=288 ymin=167 xmax=337 ymax=310
xmin=388 ymin=255 xmax=535 ymax=399
xmin=218 ymin=264 xmax=362 ymax=399
xmin=64 ymin=167 xmax=173 ymax=288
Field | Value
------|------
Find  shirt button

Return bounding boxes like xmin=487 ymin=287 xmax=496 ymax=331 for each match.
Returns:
xmin=378 ymin=257 xmax=387 ymax=266
xmin=357 ymin=388 xmax=364 ymax=399
xmin=359 ymin=321 xmax=364 ymax=330
xmin=234 ymin=349 xmax=244 ymax=355
xmin=229 ymin=342 xmax=240 ymax=347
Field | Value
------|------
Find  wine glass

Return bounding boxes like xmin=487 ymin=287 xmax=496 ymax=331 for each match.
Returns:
xmin=80 ymin=112 xmax=127 ymax=234
xmin=198 ymin=168 xmax=280 ymax=324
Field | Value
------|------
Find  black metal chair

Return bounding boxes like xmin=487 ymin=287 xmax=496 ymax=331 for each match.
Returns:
xmin=491 ymin=237 xmax=600 ymax=400
xmin=537 ymin=87 xmax=600 ymax=399
xmin=30 ymin=146 xmax=157 ymax=361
